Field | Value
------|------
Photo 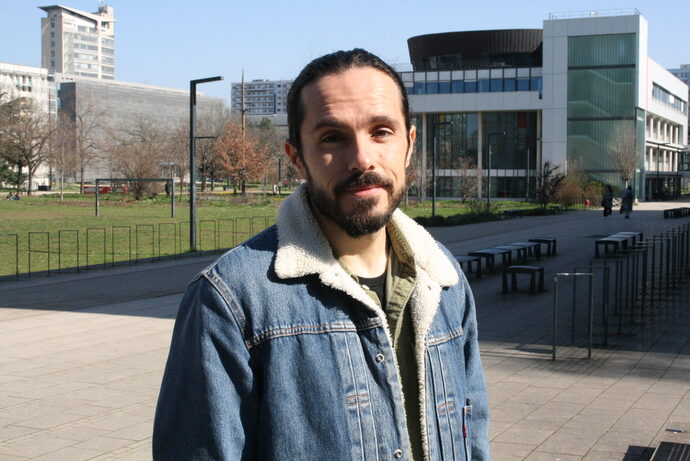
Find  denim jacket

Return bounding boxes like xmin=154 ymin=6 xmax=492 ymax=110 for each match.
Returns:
xmin=153 ymin=185 xmax=489 ymax=460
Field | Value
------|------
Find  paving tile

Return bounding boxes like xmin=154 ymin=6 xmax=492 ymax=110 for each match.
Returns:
xmin=491 ymin=441 xmax=535 ymax=458
xmin=29 ymin=446 xmax=101 ymax=461
xmin=108 ymin=421 xmax=152 ymax=441
xmin=523 ymin=451 xmax=582 ymax=461
xmin=13 ymin=411 xmax=85 ymax=430
xmin=74 ymin=436 xmax=134 ymax=451
xmin=494 ymin=419 xmax=560 ymax=446
xmin=0 ymin=436 xmax=75 ymax=458
xmin=537 ymin=426 xmax=601 ymax=456
xmin=581 ymin=450 xmax=627 ymax=461
xmin=632 ymin=392 xmax=682 ymax=412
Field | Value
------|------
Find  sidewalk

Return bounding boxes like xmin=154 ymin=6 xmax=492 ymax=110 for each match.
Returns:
xmin=0 ymin=200 xmax=688 ymax=460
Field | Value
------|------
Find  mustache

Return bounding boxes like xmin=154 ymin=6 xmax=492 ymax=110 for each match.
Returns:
xmin=334 ymin=171 xmax=393 ymax=194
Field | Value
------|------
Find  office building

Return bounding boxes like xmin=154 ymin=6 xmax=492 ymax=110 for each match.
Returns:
xmin=0 ymin=62 xmax=56 ymax=117
xmin=56 ymin=74 xmax=226 ymax=181
xmin=668 ymin=64 xmax=690 ymax=144
xmin=403 ymin=10 xmax=688 ymax=201
xmin=0 ymin=62 xmax=57 ymax=188
xmin=40 ymin=4 xmax=116 ymax=79
xmin=231 ymin=79 xmax=291 ymax=116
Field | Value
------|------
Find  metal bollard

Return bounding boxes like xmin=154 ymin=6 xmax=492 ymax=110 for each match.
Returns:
xmin=577 ymin=265 xmax=610 ymax=345
xmin=553 ymin=272 xmax=594 ymax=360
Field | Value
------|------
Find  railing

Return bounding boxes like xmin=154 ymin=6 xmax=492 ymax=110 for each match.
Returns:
xmin=551 ymin=221 xmax=690 ymax=360
xmin=0 ymin=215 xmax=276 ymax=281
xmin=548 ymin=9 xmax=641 ymax=20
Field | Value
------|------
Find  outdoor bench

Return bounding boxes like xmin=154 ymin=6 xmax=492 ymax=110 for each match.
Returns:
xmin=502 ymin=265 xmax=545 ymax=294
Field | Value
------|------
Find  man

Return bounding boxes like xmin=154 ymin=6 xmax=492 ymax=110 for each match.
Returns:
xmin=153 ymin=49 xmax=488 ymax=460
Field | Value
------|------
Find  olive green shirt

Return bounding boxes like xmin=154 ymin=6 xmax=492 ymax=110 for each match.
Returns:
xmin=337 ymin=223 xmax=422 ymax=461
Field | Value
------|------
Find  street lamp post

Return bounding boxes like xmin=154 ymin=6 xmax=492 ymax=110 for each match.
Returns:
xmin=190 ymin=76 xmax=223 ymax=252
xmin=486 ymin=131 xmax=505 ymax=207
xmin=431 ymin=120 xmax=453 ymax=217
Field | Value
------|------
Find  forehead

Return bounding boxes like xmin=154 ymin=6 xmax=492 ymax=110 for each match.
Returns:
xmin=298 ymin=67 xmax=404 ymax=127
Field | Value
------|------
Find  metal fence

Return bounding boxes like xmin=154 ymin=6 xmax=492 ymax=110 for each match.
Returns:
xmin=551 ymin=222 xmax=690 ymax=359
xmin=0 ymin=215 xmax=275 ymax=281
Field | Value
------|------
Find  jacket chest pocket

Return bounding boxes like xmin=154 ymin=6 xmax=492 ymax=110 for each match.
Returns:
xmin=426 ymin=329 xmax=472 ymax=461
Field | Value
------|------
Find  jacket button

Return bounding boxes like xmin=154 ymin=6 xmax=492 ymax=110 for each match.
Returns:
xmin=375 ymin=353 xmax=385 ymax=363
xmin=393 ymin=449 xmax=403 ymax=458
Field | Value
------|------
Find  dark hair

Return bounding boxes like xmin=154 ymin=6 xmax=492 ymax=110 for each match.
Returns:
xmin=287 ymin=48 xmax=411 ymax=152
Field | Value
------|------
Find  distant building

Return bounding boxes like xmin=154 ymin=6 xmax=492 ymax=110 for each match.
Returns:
xmin=668 ymin=64 xmax=690 ymax=144
xmin=0 ymin=62 xmax=56 ymax=117
xmin=56 ymin=74 xmax=226 ymax=181
xmin=403 ymin=9 xmax=688 ymax=201
xmin=231 ymin=79 xmax=291 ymax=116
xmin=0 ymin=62 xmax=57 ymax=188
xmin=39 ymin=4 xmax=116 ymax=80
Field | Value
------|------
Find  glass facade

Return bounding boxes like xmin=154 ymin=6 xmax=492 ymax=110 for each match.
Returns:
xmin=402 ymin=68 xmax=542 ymax=96
xmin=482 ymin=112 xmax=538 ymax=170
xmin=421 ymin=111 xmax=538 ymax=198
xmin=567 ymin=33 xmax=640 ymax=185
xmin=426 ymin=113 xmax=479 ymax=168
xmin=424 ymin=113 xmax=479 ymax=198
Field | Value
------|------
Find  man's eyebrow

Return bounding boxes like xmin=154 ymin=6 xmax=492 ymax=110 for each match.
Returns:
xmin=312 ymin=115 xmax=401 ymax=132
xmin=312 ymin=118 xmax=347 ymax=132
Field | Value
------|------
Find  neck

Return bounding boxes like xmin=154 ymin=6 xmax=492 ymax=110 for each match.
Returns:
xmin=316 ymin=214 xmax=389 ymax=278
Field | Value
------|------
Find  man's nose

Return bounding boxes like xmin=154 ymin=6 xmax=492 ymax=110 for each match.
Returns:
xmin=348 ymin=135 xmax=375 ymax=173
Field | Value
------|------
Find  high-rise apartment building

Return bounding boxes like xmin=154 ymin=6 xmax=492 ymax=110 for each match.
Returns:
xmin=231 ymin=79 xmax=291 ymax=116
xmin=39 ymin=4 xmax=115 ymax=80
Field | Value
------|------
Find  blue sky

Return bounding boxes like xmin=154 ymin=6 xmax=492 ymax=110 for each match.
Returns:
xmin=1 ymin=1 xmax=689 ymax=100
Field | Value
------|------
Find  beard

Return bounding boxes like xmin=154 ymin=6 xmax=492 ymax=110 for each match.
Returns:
xmin=305 ymin=170 xmax=405 ymax=238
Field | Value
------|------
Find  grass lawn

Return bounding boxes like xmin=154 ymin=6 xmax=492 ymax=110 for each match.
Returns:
xmin=0 ymin=191 xmax=541 ymax=278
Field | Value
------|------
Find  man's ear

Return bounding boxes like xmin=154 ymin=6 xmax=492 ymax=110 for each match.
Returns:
xmin=405 ymin=125 xmax=417 ymax=168
xmin=285 ymin=142 xmax=307 ymax=180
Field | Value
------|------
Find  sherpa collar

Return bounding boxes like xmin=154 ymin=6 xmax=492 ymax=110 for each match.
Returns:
xmin=274 ymin=184 xmax=458 ymax=289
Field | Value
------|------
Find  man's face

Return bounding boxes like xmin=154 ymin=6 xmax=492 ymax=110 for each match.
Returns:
xmin=286 ymin=67 xmax=416 ymax=238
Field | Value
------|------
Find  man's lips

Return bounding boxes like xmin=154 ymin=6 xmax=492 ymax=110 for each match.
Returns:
xmin=344 ymin=185 xmax=383 ymax=195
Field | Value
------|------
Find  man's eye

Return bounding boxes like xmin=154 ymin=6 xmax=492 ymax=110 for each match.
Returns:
xmin=373 ymin=129 xmax=393 ymax=139
xmin=321 ymin=133 xmax=343 ymax=144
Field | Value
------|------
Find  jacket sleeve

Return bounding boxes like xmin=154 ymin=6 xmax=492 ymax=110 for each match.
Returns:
xmin=152 ymin=274 xmax=258 ymax=461
xmin=461 ymin=274 xmax=490 ymax=461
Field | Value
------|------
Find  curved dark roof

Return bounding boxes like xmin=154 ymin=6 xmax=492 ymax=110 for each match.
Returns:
xmin=408 ymin=29 xmax=543 ymax=70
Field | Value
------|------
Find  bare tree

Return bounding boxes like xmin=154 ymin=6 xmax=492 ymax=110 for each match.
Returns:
xmin=248 ymin=117 xmax=284 ymax=192
xmin=196 ymin=105 xmax=230 ymax=192
xmin=0 ymin=96 xmax=52 ymax=195
xmin=536 ymin=161 xmax=566 ymax=209
xmin=161 ymin=121 xmax=189 ymax=200
xmin=607 ymin=121 xmax=638 ymax=187
xmin=456 ymin=156 xmax=481 ymax=203
xmin=215 ymin=120 xmax=269 ymax=195
xmin=70 ymin=99 xmax=105 ymax=194
xmin=109 ymin=118 xmax=164 ymax=199
xmin=406 ymin=148 xmax=430 ymax=203
xmin=49 ymin=112 xmax=78 ymax=201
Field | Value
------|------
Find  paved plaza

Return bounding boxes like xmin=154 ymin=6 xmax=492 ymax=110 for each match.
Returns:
xmin=0 ymin=200 xmax=689 ymax=460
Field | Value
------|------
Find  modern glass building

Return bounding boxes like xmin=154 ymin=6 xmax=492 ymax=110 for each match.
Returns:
xmin=402 ymin=10 xmax=688 ymax=201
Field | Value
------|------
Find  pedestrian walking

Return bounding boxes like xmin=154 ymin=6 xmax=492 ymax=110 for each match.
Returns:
xmin=621 ymin=185 xmax=633 ymax=219
xmin=602 ymin=185 xmax=613 ymax=217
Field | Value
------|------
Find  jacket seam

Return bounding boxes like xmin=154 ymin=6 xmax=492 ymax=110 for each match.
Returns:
xmin=427 ymin=327 xmax=465 ymax=346
xmin=246 ymin=320 xmax=382 ymax=349
xmin=201 ymin=270 xmax=251 ymax=351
